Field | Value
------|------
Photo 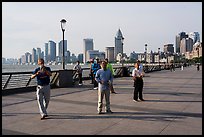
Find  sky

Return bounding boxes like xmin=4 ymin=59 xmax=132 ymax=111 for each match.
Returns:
xmin=2 ymin=2 xmax=202 ymax=59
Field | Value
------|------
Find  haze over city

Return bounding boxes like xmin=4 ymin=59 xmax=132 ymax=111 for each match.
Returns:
xmin=2 ymin=2 xmax=202 ymax=59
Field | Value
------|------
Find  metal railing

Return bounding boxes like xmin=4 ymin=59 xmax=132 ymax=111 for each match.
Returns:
xmin=2 ymin=64 xmax=181 ymax=95
xmin=2 ymin=67 xmax=126 ymax=90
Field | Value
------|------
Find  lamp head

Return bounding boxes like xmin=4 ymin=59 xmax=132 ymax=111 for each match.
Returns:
xmin=60 ymin=19 xmax=67 ymax=31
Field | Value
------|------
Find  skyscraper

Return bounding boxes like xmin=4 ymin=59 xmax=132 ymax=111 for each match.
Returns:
xmin=44 ymin=43 xmax=48 ymax=63
xmin=32 ymin=48 xmax=37 ymax=63
xmin=47 ymin=40 xmax=56 ymax=62
xmin=83 ymin=38 xmax=93 ymax=63
xmin=189 ymin=32 xmax=200 ymax=44
xmin=78 ymin=53 xmax=83 ymax=63
xmin=36 ymin=47 xmax=42 ymax=59
xmin=175 ymin=32 xmax=188 ymax=53
xmin=180 ymin=38 xmax=187 ymax=54
xmin=114 ymin=28 xmax=124 ymax=60
xmin=58 ymin=40 xmax=67 ymax=62
xmin=25 ymin=52 xmax=31 ymax=63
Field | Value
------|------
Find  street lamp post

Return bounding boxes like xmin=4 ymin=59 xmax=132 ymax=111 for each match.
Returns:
xmin=144 ymin=44 xmax=147 ymax=72
xmin=58 ymin=18 xmax=73 ymax=88
xmin=121 ymin=37 xmax=124 ymax=67
xmin=158 ymin=48 xmax=160 ymax=70
xmin=60 ymin=19 xmax=67 ymax=70
xmin=145 ymin=44 xmax=147 ymax=65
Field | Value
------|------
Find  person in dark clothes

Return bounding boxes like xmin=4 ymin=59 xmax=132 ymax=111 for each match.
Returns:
xmin=31 ymin=58 xmax=52 ymax=120
xmin=91 ymin=58 xmax=101 ymax=90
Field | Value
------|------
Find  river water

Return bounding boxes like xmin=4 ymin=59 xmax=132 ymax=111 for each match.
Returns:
xmin=2 ymin=64 xmax=90 ymax=73
xmin=2 ymin=63 xmax=127 ymax=73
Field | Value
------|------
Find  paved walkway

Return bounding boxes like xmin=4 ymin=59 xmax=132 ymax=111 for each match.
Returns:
xmin=2 ymin=65 xmax=202 ymax=135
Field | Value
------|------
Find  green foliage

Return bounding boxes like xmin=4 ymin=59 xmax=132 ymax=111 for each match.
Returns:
xmin=188 ymin=57 xmax=202 ymax=64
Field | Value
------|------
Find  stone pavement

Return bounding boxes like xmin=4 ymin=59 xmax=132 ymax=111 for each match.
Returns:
xmin=2 ymin=65 xmax=202 ymax=135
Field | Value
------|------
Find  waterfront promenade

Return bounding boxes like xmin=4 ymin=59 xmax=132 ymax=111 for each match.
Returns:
xmin=2 ymin=65 xmax=202 ymax=135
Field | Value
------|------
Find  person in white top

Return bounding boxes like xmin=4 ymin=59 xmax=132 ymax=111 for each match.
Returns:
xmin=73 ymin=61 xmax=83 ymax=85
xmin=132 ymin=60 xmax=145 ymax=102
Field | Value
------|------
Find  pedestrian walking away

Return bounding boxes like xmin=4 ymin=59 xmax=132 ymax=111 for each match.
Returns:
xmin=95 ymin=60 xmax=113 ymax=114
xmin=73 ymin=60 xmax=83 ymax=85
xmin=31 ymin=58 xmax=52 ymax=120
xmin=132 ymin=60 xmax=145 ymax=102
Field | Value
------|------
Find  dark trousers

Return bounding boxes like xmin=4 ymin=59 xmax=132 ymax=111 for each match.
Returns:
xmin=93 ymin=74 xmax=98 ymax=88
xmin=90 ymin=72 xmax=94 ymax=84
xmin=197 ymin=65 xmax=200 ymax=71
xmin=133 ymin=77 xmax=144 ymax=100
xmin=78 ymin=73 xmax=82 ymax=84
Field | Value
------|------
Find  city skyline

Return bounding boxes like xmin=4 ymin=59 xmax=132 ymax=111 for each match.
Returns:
xmin=2 ymin=2 xmax=202 ymax=59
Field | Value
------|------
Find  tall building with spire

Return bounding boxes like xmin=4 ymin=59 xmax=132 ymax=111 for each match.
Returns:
xmin=114 ymin=28 xmax=124 ymax=60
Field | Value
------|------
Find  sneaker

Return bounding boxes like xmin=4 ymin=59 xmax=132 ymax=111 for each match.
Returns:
xmin=111 ymin=91 xmax=117 ymax=94
xmin=133 ymin=99 xmax=139 ymax=102
xmin=140 ymin=99 xmax=145 ymax=101
xmin=93 ymin=87 xmax=98 ymax=90
xmin=79 ymin=83 xmax=82 ymax=86
xmin=98 ymin=111 xmax=102 ymax=114
xmin=40 ymin=115 xmax=46 ymax=120
xmin=106 ymin=110 xmax=113 ymax=114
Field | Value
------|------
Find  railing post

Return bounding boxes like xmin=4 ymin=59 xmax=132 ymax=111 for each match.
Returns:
xmin=3 ymin=74 xmax=12 ymax=90
xmin=26 ymin=78 xmax=32 ymax=87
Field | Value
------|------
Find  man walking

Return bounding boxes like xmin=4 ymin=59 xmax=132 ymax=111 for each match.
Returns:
xmin=31 ymin=58 xmax=52 ymax=120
